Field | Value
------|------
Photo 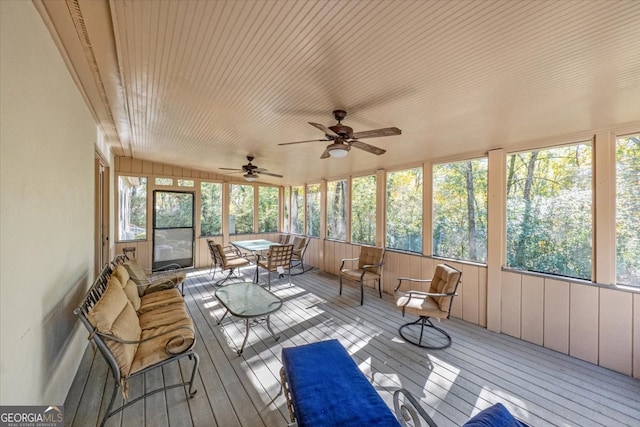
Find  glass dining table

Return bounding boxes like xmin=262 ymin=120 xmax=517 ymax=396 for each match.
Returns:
xmin=231 ymin=239 xmax=280 ymax=282
xmin=214 ymin=281 xmax=283 ymax=355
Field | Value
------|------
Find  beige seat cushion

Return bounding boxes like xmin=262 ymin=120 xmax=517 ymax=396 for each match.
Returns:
xmin=129 ymin=317 xmax=195 ymax=375
xmin=138 ymin=288 xmax=184 ymax=315
xmin=86 ymin=277 xmax=141 ymax=377
xmin=428 ymin=264 xmax=461 ymax=311
xmin=138 ymin=303 xmax=190 ymax=330
xmin=396 ymin=291 xmax=448 ymax=319
xmin=111 ymin=264 xmax=142 ymax=310
xmin=340 ymin=269 xmax=380 ymax=283
xmin=357 ymin=247 xmax=383 ymax=274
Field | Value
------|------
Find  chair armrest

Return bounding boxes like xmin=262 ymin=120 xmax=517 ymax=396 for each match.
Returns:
xmin=406 ymin=290 xmax=458 ymax=298
xmin=96 ymin=324 xmax=195 ymax=355
xmin=393 ymin=389 xmax=437 ymax=427
xmin=362 ymin=262 xmax=383 ymax=270
xmin=340 ymin=257 xmax=359 ymax=269
xmin=394 ymin=277 xmax=433 ymax=292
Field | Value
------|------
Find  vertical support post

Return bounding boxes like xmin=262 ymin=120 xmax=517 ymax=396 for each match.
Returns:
xmin=487 ymin=148 xmax=506 ymax=332
xmin=423 ymin=161 xmax=433 ymax=256
xmin=376 ymin=168 xmax=385 ymax=248
xmin=222 ymin=181 xmax=230 ymax=244
xmin=594 ymin=131 xmax=616 ymax=284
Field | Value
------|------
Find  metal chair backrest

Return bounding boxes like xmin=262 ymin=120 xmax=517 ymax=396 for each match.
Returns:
xmin=266 ymin=244 xmax=294 ymax=271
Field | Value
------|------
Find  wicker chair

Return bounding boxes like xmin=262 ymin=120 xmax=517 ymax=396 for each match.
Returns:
xmin=394 ymin=264 xmax=461 ymax=349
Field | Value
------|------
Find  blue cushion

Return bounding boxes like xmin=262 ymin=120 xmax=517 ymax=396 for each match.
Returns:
xmin=464 ymin=403 xmax=528 ymax=427
xmin=282 ymin=339 xmax=401 ymax=427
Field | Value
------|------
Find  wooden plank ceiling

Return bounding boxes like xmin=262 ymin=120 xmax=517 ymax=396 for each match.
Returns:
xmin=40 ymin=0 xmax=640 ymax=184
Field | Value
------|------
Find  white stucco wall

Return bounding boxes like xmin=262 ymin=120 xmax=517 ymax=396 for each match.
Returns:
xmin=0 ymin=1 xmax=96 ymax=404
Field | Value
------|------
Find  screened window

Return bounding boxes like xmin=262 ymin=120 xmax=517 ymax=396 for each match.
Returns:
xmin=229 ymin=184 xmax=254 ymax=234
xmin=200 ymin=182 xmax=222 ymax=236
xmin=284 ymin=187 xmax=290 ymax=233
xmin=351 ymin=175 xmax=376 ymax=245
xmin=506 ymin=143 xmax=592 ymax=279
xmin=259 ymin=186 xmax=279 ymax=233
xmin=291 ymin=186 xmax=304 ymax=234
xmin=307 ymin=183 xmax=320 ymax=237
xmin=155 ymin=177 xmax=173 ymax=186
xmin=178 ymin=179 xmax=194 ymax=187
xmin=327 ymin=179 xmax=347 ymax=240
xmin=433 ymin=159 xmax=488 ymax=262
xmin=118 ymin=176 xmax=147 ymax=241
xmin=616 ymin=133 xmax=640 ymax=286
xmin=387 ymin=168 xmax=423 ymax=253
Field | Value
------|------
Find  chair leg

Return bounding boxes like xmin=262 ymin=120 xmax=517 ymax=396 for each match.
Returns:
xmin=187 ymin=352 xmax=200 ymax=396
xmin=378 ymin=278 xmax=382 ymax=298
xmin=100 ymin=378 xmax=120 ymax=427
xmin=398 ymin=316 xmax=452 ymax=349
xmin=339 ymin=275 xmax=343 ymax=295
xmin=360 ymin=281 xmax=364 ymax=305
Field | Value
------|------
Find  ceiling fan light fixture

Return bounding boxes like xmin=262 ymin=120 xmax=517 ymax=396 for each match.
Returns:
xmin=243 ymin=172 xmax=258 ymax=182
xmin=327 ymin=143 xmax=350 ymax=158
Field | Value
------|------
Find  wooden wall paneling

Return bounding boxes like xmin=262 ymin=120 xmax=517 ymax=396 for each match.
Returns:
xmin=153 ymin=162 xmax=163 ymax=175
xmin=383 ymin=251 xmax=398 ymax=294
xmin=520 ymin=275 xmax=544 ymax=346
xmin=174 ymin=166 xmax=183 ymax=177
xmin=137 ymin=241 xmax=152 ymax=269
xmin=142 ymin=160 xmax=153 ymax=174
xmin=501 ymin=271 xmax=522 ymax=338
xmin=420 ymin=258 xmax=435 ymax=292
xmin=478 ymin=267 xmax=488 ymax=327
xmin=634 ymin=293 xmax=640 ymax=379
xmin=396 ymin=253 xmax=411 ymax=295
xmin=569 ymin=283 xmax=599 ymax=364
xmin=163 ymin=165 xmax=173 ymax=176
xmin=131 ymin=159 xmax=142 ymax=173
xmin=409 ymin=254 xmax=421 ymax=282
xmin=119 ymin=157 xmax=131 ymax=173
xmin=598 ymin=288 xmax=633 ymax=375
xmin=323 ymin=240 xmax=332 ymax=273
xmin=543 ymin=278 xmax=570 ymax=354
xmin=462 ymin=264 xmax=479 ymax=325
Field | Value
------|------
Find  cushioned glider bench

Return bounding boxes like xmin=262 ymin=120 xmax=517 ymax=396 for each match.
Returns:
xmin=280 ymin=340 xmax=529 ymax=427
xmin=281 ymin=339 xmax=401 ymax=426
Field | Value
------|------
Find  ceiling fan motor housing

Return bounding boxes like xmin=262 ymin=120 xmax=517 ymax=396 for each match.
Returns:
xmin=329 ymin=124 xmax=353 ymax=139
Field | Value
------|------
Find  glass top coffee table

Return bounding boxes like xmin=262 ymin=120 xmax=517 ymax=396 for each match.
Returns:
xmin=214 ymin=282 xmax=283 ymax=355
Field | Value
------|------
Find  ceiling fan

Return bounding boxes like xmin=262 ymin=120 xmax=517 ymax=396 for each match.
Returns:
xmin=278 ymin=110 xmax=401 ymax=158
xmin=220 ymin=156 xmax=283 ymax=182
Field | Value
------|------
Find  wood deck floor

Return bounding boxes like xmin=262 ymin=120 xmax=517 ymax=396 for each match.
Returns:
xmin=65 ymin=267 xmax=640 ymax=427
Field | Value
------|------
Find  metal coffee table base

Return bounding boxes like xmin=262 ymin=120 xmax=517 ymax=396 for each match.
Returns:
xmin=218 ymin=311 xmax=280 ymax=355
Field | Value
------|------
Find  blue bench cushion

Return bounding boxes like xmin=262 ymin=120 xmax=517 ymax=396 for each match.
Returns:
xmin=282 ymin=339 xmax=401 ymax=427
xmin=464 ymin=403 xmax=528 ymax=427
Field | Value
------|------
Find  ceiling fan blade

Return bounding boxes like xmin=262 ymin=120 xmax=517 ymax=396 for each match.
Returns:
xmin=309 ymin=122 xmax=340 ymax=138
xmin=259 ymin=171 xmax=283 ymax=178
xmin=351 ymin=127 xmax=401 ymax=139
xmin=278 ymin=139 xmax=327 ymax=146
xmin=320 ymin=149 xmax=331 ymax=159
xmin=350 ymin=140 xmax=387 ymax=155
xmin=219 ymin=168 xmax=243 ymax=171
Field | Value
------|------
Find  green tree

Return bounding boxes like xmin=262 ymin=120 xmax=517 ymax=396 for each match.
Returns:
xmin=327 ymin=180 xmax=347 ymax=240
xmin=201 ymin=182 xmax=222 ymax=236
xmin=506 ymin=144 xmax=592 ymax=279
xmin=616 ymin=134 xmax=640 ymax=285
xmin=229 ymin=184 xmax=254 ymax=234
xmin=258 ymin=186 xmax=278 ymax=232
xmin=386 ymin=168 xmax=422 ymax=252
xmin=351 ymin=175 xmax=376 ymax=245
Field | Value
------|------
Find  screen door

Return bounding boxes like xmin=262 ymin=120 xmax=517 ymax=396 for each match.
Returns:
xmin=152 ymin=190 xmax=195 ymax=270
